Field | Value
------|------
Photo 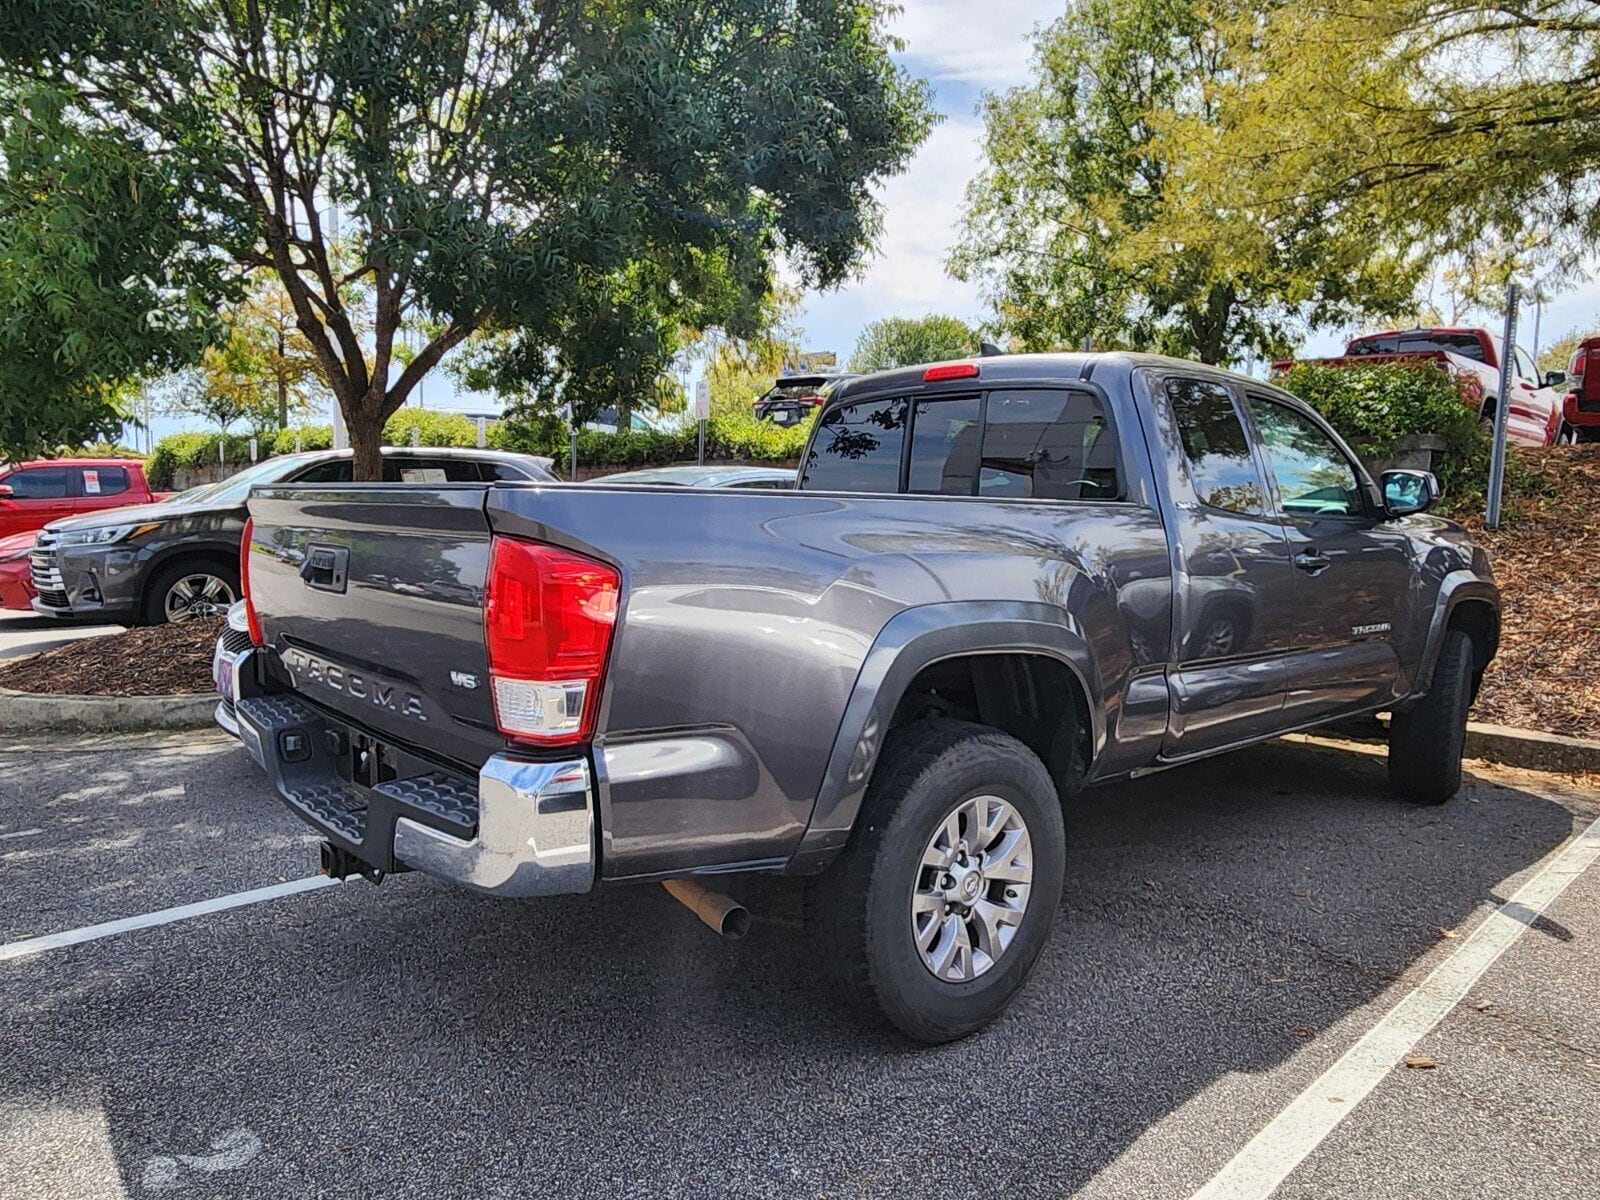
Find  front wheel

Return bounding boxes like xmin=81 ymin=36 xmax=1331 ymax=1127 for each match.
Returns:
xmin=805 ymin=720 xmax=1066 ymax=1043
xmin=143 ymin=560 xmax=239 ymax=626
xmin=1388 ymin=628 xmax=1475 ymax=804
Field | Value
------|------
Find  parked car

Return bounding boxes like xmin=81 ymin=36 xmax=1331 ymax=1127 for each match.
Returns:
xmin=0 ymin=531 xmax=36 ymax=611
xmin=222 ymin=352 xmax=1497 ymax=1043
xmin=1276 ymin=326 xmax=1568 ymax=447
xmin=31 ymin=447 xmax=556 ymax=626
xmin=752 ymin=372 xmax=858 ymax=425
xmin=1562 ymin=335 xmax=1600 ymax=441
xmin=601 ymin=465 xmax=796 ymax=489
xmin=0 ymin=457 xmax=172 ymax=540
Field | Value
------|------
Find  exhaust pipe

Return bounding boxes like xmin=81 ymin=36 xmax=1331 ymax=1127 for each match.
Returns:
xmin=662 ymin=879 xmax=750 ymax=939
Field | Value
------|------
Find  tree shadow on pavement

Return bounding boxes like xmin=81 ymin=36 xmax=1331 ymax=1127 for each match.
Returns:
xmin=0 ymin=737 xmax=1583 ymax=1199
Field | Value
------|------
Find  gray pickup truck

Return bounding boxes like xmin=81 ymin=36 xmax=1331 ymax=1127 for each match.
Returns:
xmin=223 ymin=352 xmax=1498 ymax=1042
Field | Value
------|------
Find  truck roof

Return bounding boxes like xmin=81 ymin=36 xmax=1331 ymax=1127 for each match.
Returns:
xmin=0 ymin=456 xmax=145 ymax=469
xmin=825 ymin=350 xmax=1281 ymax=408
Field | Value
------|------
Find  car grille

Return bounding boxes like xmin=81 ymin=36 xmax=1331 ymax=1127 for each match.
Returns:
xmin=29 ymin=530 xmax=68 ymax=609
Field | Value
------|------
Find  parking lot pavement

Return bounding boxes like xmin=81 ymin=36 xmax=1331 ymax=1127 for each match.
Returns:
xmin=0 ymin=609 xmax=124 ymax=663
xmin=1 ymin=735 xmax=1595 ymax=1200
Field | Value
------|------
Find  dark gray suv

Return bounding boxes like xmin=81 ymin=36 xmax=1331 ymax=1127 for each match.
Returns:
xmin=31 ymin=446 xmax=555 ymax=625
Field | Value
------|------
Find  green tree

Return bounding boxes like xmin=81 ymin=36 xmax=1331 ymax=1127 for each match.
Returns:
xmin=0 ymin=1 xmax=932 ymax=477
xmin=1540 ymin=325 xmax=1600 ymax=375
xmin=949 ymin=0 xmax=1420 ymax=366
xmin=0 ymin=87 xmax=231 ymax=459
xmin=1155 ymin=0 xmax=1600 ymax=283
xmin=849 ymin=314 xmax=977 ymax=371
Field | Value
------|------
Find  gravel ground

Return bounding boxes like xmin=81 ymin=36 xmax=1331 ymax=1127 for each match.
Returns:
xmin=0 ymin=734 xmax=1595 ymax=1199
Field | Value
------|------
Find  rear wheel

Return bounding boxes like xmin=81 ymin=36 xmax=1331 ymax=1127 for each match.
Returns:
xmin=805 ymin=719 xmax=1066 ymax=1043
xmin=143 ymin=560 xmax=238 ymax=626
xmin=1388 ymin=628 xmax=1474 ymax=804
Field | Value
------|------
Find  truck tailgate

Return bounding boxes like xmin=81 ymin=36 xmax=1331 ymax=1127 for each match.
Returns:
xmin=245 ymin=484 xmax=501 ymax=766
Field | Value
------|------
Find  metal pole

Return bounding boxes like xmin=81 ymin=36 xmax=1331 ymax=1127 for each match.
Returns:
xmin=569 ymin=423 xmax=578 ymax=483
xmin=697 ymin=419 xmax=706 ymax=467
xmin=1486 ymin=281 xmax=1519 ymax=529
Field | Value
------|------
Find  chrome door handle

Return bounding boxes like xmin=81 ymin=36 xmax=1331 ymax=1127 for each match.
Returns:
xmin=1294 ymin=550 xmax=1331 ymax=574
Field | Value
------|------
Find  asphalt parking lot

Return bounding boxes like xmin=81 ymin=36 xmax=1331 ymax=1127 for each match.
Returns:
xmin=1 ymin=731 xmax=1596 ymax=1199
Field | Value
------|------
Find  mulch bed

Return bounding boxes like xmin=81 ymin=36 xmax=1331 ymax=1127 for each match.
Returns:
xmin=0 ymin=617 xmax=223 ymax=696
xmin=1453 ymin=445 xmax=1600 ymax=740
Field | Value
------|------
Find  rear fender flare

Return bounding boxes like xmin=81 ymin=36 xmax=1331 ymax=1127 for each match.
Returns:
xmin=790 ymin=601 xmax=1103 ymax=873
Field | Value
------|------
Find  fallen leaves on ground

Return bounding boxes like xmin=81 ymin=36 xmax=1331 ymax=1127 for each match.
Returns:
xmin=0 ymin=618 xmax=222 ymax=696
xmin=1452 ymin=446 xmax=1600 ymax=740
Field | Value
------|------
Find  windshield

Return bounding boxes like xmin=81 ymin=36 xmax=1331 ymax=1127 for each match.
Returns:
xmin=176 ymin=453 xmax=327 ymax=507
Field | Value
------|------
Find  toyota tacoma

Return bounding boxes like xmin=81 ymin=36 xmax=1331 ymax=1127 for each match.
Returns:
xmin=222 ymin=353 xmax=1499 ymax=1042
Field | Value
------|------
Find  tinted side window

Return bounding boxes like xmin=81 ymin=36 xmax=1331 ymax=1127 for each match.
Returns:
xmin=290 ymin=460 xmax=353 ymax=484
xmin=907 ymin=397 xmax=981 ymax=495
xmin=1253 ymin=401 xmax=1363 ymax=518
xmin=1165 ymin=379 xmax=1267 ymax=515
xmin=6 ymin=467 xmax=70 ymax=499
xmin=801 ymin=398 xmax=909 ymax=492
xmin=980 ymin=389 xmax=1120 ymax=500
xmin=79 ymin=466 xmax=130 ymax=496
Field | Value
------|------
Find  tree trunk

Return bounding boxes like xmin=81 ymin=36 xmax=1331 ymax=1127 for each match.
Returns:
xmin=348 ymin=404 xmax=387 ymax=481
xmin=276 ymin=329 xmax=289 ymax=429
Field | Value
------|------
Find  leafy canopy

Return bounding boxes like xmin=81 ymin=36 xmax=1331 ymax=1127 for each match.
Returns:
xmin=0 ymin=0 xmax=932 ymax=474
xmin=849 ymin=314 xmax=977 ymax=372
xmin=949 ymin=0 xmax=1421 ymax=366
xmin=1153 ymin=0 xmax=1600 ymax=285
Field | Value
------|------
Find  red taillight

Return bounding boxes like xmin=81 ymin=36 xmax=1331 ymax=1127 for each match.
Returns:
xmin=485 ymin=536 xmax=619 ymax=745
xmin=809 ymin=395 xmax=825 ymax=406
xmin=239 ymin=517 xmax=264 ymax=646
xmin=923 ymin=361 xmax=980 ymax=382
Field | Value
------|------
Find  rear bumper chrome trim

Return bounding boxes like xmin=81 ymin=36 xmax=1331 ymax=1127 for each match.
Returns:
xmin=393 ymin=757 xmax=595 ymax=898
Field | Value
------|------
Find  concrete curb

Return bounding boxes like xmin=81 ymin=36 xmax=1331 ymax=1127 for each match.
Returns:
xmin=1464 ymin=721 xmax=1600 ymax=775
xmin=0 ymin=686 xmax=216 ymax=734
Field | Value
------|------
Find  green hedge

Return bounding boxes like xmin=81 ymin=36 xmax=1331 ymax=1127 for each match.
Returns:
xmin=147 ymin=407 xmax=811 ymax=488
xmin=496 ymin=409 xmax=811 ymax=470
xmin=1273 ymin=360 xmax=1487 ymax=495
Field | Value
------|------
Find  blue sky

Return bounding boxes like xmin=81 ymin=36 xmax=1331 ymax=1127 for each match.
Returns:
xmin=137 ymin=0 xmax=1599 ymax=443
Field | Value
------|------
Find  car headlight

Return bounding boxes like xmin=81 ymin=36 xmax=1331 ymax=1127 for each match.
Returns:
xmin=55 ymin=522 xmax=161 ymax=548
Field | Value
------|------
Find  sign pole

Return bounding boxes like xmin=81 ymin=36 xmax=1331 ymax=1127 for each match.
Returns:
xmin=1486 ymin=281 xmax=1519 ymax=530
xmin=693 ymin=379 xmax=711 ymax=467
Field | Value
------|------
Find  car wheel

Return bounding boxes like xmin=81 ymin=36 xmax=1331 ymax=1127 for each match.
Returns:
xmin=1388 ymin=628 xmax=1474 ymax=804
xmin=143 ymin=561 xmax=239 ymax=626
xmin=1557 ymin=422 xmax=1578 ymax=446
xmin=805 ymin=719 xmax=1066 ymax=1043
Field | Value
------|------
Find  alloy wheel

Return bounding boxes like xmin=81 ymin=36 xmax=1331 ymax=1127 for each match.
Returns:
xmin=164 ymin=573 xmax=236 ymax=622
xmin=910 ymin=794 xmax=1034 ymax=983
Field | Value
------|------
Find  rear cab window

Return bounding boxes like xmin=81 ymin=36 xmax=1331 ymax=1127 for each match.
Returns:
xmin=1164 ymin=378 xmax=1269 ymax=515
xmin=802 ymin=387 xmax=1121 ymax=500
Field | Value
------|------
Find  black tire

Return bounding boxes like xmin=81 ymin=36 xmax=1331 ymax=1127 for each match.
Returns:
xmin=805 ymin=719 xmax=1066 ymax=1044
xmin=141 ymin=559 xmax=239 ymax=626
xmin=1388 ymin=628 xmax=1474 ymax=804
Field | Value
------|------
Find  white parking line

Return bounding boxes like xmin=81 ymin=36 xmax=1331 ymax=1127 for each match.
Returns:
xmin=0 ymin=876 xmax=342 ymax=963
xmin=0 ymin=828 xmax=43 ymax=841
xmin=1191 ymin=814 xmax=1600 ymax=1200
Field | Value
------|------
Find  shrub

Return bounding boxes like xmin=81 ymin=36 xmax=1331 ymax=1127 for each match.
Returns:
xmin=498 ymin=407 xmax=812 ymax=471
xmin=145 ymin=431 xmax=259 ymax=488
xmin=1274 ymin=360 xmax=1487 ymax=495
xmin=270 ymin=425 xmax=334 ymax=455
xmin=383 ymin=409 xmax=484 ymax=448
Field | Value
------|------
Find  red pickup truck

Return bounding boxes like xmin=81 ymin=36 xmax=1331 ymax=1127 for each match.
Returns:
xmin=0 ymin=458 xmax=171 ymax=541
xmin=1276 ymin=326 xmax=1568 ymax=448
xmin=1562 ymin=336 xmax=1600 ymax=441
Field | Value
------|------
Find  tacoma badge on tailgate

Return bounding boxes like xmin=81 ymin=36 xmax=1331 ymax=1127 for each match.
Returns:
xmin=282 ymin=647 xmax=428 ymax=722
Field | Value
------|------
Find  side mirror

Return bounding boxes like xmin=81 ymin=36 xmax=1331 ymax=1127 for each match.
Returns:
xmin=1382 ymin=469 xmax=1440 ymax=517
xmin=0 ymin=484 xmax=13 ymax=499
xmin=1545 ymin=370 xmax=1567 ymax=390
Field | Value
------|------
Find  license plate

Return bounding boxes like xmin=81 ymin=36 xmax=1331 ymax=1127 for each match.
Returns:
xmin=215 ymin=654 xmax=236 ymax=700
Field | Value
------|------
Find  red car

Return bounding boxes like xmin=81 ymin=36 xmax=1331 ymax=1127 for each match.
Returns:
xmin=0 ymin=458 xmax=171 ymax=541
xmin=0 ymin=530 xmax=36 ymax=611
xmin=1563 ymin=336 xmax=1600 ymax=442
xmin=1277 ymin=326 xmax=1568 ymax=447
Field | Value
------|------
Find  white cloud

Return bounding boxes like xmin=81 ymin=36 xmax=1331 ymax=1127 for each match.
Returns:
xmin=891 ymin=1 xmax=1053 ymax=89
